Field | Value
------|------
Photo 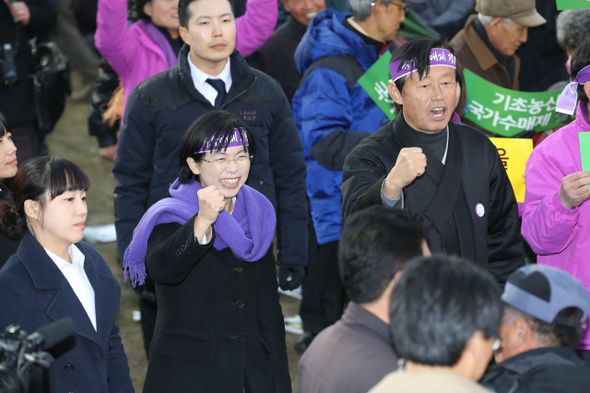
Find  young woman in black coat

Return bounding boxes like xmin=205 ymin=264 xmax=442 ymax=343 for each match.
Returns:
xmin=0 ymin=111 xmax=20 ymax=268
xmin=124 ymin=111 xmax=291 ymax=393
xmin=0 ymin=156 xmax=134 ymax=393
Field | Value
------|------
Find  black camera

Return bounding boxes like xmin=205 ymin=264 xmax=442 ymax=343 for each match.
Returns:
xmin=0 ymin=318 xmax=75 ymax=393
xmin=0 ymin=43 xmax=18 ymax=86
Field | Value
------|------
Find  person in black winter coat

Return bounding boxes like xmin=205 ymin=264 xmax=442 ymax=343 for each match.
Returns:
xmin=0 ymin=0 xmax=56 ymax=163
xmin=0 ymin=156 xmax=134 ymax=393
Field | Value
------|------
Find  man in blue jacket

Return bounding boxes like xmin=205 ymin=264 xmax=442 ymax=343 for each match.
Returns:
xmin=291 ymin=0 xmax=411 ymax=350
xmin=113 ymin=0 xmax=308 ymax=356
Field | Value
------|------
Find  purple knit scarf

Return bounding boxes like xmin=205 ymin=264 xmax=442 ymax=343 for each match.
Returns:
xmin=139 ymin=20 xmax=178 ymax=68
xmin=123 ymin=179 xmax=276 ymax=287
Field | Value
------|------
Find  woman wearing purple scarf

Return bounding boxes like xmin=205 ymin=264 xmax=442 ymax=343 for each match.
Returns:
xmin=124 ymin=111 xmax=291 ymax=393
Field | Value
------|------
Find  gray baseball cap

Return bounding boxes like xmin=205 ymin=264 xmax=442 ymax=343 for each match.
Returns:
xmin=502 ymin=265 xmax=590 ymax=327
xmin=475 ymin=0 xmax=546 ymax=27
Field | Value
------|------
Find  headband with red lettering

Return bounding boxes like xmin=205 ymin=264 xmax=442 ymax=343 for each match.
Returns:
xmin=197 ymin=127 xmax=249 ymax=154
xmin=389 ymin=48 xmax=457 ymax=82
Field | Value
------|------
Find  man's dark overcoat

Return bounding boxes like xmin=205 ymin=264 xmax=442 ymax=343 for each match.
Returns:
xmin=342 ymin=115 xmax=524 ymax=285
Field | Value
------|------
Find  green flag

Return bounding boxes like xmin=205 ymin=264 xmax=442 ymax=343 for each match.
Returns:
xmin=357 ymin=51 xmax=396 ymax=120
xmin=463 ymin=69 xmax=571 ymax=137
xmin=556 ymin=0 xmax=590 ymax=10
xmin=579 ymin=133 xmax=590 ymax=192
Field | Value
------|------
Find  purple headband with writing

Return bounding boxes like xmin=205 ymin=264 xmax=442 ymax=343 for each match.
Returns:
xmin=556 ymin=64 xmax=590 ymax=116
xmin=389 ymin=48 xmax=457 ymax=82
xmin=197 ymin=127 xmax=249 ymax=153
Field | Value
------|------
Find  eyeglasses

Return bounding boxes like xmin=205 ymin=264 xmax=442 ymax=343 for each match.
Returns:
xmin=201 ymin=153 xmax=253 ymax=169
xmin=371 ymin=1 xmax=408 ymax=13
xmin=492 ymin=336 xmax=502 ymax=351
xmin=392 ymin=1 xmax=409 ymax=13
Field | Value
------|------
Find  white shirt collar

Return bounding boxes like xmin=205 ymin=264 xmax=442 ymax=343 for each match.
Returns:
xmin=45 ymin=244 xmax=85 ymax=269
xmin=187 ymin=52 xmax=232 ymax=107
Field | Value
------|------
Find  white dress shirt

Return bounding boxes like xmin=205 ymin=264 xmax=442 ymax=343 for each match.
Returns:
xmin=45 ymin=244 xmax=97 ymax=331
xmin=187 ymin=52 xmax=233 ymax=107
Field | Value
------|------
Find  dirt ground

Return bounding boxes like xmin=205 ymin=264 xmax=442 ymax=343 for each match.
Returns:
xmin=46 ymin=75 xmax=303 ymax=392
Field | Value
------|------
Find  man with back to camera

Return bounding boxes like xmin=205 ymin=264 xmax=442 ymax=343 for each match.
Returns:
xmin=298 ymin=205 xmax=430 ymax=393
xmin=369 ymin=255 xmax=503 ymax=393
xmin=113 ymin=0 xmax=308 ymax=358
xmin=341 ymin=38 xmax=525 ymax=287
xmin=480 ymin=264 xmax=590 ymax=392
xmin=450 ymin=0 xmax=546 ymax=132
xmin=521 ymin=39 xmax=590 ymax=364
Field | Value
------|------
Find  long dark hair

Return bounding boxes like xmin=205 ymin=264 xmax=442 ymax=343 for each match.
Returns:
xmin=0 ymin=112 xmax=16 ymax=237
xmin=0 ymin=157 xmax=90 ymax=238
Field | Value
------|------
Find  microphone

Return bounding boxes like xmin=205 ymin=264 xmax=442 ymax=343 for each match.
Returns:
xmin=25 ymin=318 xmax=76 ymax=351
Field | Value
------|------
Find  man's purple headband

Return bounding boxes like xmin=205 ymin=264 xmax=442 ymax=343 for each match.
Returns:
xmin=389 ymin=48 xmax=457 ymax=82
xmin=556 ymin=64 xmax=590 ymax=116
xmin=197 ymin=127 xmax=249 ymax=153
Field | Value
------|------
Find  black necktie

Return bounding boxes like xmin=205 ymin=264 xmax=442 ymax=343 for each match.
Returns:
xmin=206 ymin=78 xmax=226 ymax=110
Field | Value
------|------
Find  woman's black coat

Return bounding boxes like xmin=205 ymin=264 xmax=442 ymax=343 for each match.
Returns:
xmin=142 ymin=216 xmax=291 ymax=393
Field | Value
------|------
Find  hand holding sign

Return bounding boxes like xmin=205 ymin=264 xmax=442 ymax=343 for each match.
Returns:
xmin=559 ymin=171 xmax=590 ymax=209
xmin=384 ymin=147 xmax=427 ymax=200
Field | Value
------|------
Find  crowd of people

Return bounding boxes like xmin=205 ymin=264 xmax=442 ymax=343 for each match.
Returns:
xmin=1 ymin=0 xmax=590 ymax=391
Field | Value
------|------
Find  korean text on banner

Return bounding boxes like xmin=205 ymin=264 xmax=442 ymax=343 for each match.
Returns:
xmin=489 ymin=138 xmax=533 ymax=203
xmin=464 ymin=69 xmax=570 ymax=137
xmin=358 ymin=51 xmax=396 ymax=120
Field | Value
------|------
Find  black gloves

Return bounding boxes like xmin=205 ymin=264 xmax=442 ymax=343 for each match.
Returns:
xmin=278 ymin=263 xmax=305 ymax=291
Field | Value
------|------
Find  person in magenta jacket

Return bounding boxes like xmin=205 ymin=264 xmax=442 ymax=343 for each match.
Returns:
xmin=521 ymin=41 xmax=590 ymax=362
xmin=95 ymin=0 xmax=277 ymax=118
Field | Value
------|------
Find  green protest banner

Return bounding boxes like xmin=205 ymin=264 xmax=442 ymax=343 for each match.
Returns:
xmin=357 ymin=50 xmax=396 ymax=120
xmin=463 ymin=69 xmax=570 ymax=137
xmin=579 ymin=133 xmax=590 ymax=192
xmin=556 ymin=0 xmax=590 ymax=10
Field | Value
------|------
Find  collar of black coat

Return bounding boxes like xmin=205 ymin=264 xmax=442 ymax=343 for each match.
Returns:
xmin=286 ymin=15 xmax=309 ymax=35
xmin=178 ymin=43 xmax=254 ymax=100
xmin=156 ymin=24 xmax=183 ymax=57
xmin=139 ymin=44 xmax=256 ymax=111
